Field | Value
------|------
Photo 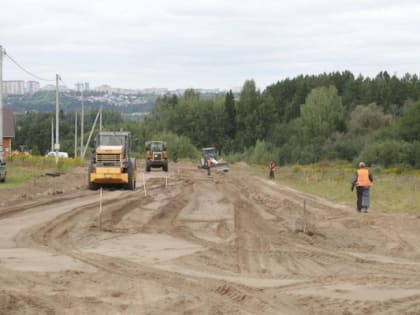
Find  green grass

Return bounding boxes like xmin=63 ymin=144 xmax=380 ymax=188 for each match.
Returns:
xmin=0 ymin=155 xmax=86 ymax=189
xmin=251 ymin=161 xmax=420 ymax=214
xmin=0 ymin=164 xmax=46 ymax=188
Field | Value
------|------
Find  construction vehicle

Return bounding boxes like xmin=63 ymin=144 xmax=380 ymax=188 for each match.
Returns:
xmin=145 ymin=141 xmax=168 ymax=172
xmin=88 ymin=131 xmax=137 ymax=190
xmin=46 ymin=151 xmax=68 ymax=158
xmin=0 ymin=159 xmax=6 ymax=182
xmin=199 ymin=147 xmax=229 ymax=172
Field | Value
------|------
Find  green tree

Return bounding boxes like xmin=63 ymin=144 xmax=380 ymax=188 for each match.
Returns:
xmin=398 ymin=100 xmax=420 ymax=142
xmin=224 ymin=90 xmax=236 ymax=139
xmin=255 ymin=93 xmax=277 ymax=141
xmin=299 ymin=85 xmax=345 ymax=142
xmin=348 ymin=103 xmax=392 ymax=134
xmin=235 ymin=80 xmax=259 ymax=148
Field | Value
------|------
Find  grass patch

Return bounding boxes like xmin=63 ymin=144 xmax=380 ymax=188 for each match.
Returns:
xmin=0 ymin=155 xmax=85 ymax=189
xmin=253 ymin=162 xmax=420 ymax=214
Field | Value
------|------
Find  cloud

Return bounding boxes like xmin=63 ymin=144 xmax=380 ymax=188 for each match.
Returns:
xmin=1 ymin=0 xmax=419 ymax=89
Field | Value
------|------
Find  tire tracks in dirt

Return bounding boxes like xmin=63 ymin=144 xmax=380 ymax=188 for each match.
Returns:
xmin=2 ymin=162 xmax=420 ymax=314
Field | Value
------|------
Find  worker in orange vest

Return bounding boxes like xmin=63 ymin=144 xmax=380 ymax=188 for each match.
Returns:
xmin=351 ymin=162 xmax=373 ymax=213
xmin=268 ymin=161 xmax=276 ymax=180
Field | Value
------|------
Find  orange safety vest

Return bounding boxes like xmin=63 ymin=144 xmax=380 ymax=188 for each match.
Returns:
xmin=356 ymin=169 xmax=372 ymax=187
xmin=207 ymin=159 xmax=212 ymax=167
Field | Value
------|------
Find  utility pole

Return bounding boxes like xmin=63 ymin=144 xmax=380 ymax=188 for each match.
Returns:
xmin=80 ymin=89 xmax=84 ymax=158
xmin=51 ymin=118 xmax=54 ymax=152
xmin=0 ymin=45 xmax=6 ymax=182
xmin=55 ymin=74 xmax=60 ymax=165
xmin=82 ymin=109 xmax=100 ymax=158
xmin=74 ymin=112 xmax=78 ymax=158
xmin=99 ymin=106 xmax=102 ymax=132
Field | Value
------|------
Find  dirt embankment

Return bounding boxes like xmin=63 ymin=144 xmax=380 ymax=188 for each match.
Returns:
xmin=1 ymin=162 xmax=420 ymax=314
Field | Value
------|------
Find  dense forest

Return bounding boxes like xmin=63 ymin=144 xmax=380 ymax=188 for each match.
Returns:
xmin=12 ymin=71 xmax=420 ymax=167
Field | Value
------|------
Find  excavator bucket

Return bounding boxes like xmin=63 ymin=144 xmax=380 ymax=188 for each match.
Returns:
xmin=211 ymin=163 xmax=229 ymax=172
xmin=209 ymin=158 xmax=229 ymax=172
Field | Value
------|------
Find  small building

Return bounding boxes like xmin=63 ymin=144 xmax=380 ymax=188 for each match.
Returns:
xmin=2 ymin=108 xmax=15 ymax=154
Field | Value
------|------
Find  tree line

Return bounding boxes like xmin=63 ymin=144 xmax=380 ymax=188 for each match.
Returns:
xmin=12 ymin=71 xmax=420 ymax=168
xmin=143 ymin=70 xmax=420 ymax=167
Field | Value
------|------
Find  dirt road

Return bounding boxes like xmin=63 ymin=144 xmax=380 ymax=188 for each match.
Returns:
xmin=1 ymin=162 xmax=420 ymax=314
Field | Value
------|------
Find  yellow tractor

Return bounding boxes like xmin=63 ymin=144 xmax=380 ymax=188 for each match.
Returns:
xmin=88 ymin=131 xmax=137 ymax=190
xmin=145 ymin=141 xmax=168 ymax=172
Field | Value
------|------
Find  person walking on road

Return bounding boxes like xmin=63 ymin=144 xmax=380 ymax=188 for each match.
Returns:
xmin=351 ymin=162 xmax=373 ymax=213
xmin=207 ymin=158 xmax=212 ymax=176
xmin=269 ymin=161 xmax=276 ymax=180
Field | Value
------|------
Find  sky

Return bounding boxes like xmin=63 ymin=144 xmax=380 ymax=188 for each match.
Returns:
xmin=1 ymin=0 xmax=420 ymax=90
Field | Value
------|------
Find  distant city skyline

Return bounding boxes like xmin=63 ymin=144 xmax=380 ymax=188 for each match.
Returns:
xmin=2 ymin=79 xmax=228 ymax=96
xmin=1 ymin=0 xmax=420 ymax=91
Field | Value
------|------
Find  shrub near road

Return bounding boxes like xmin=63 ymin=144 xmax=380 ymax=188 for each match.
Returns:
xmin=0 ymin=155 xmax=85 ymax=189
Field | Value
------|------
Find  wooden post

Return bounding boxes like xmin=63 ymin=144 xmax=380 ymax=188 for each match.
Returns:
xmin=143 ymin=173 xmax=147 ymax=196
xmin=99 ymin=187 xmax=103 ymax=230
xmin=303 ymin=200 xmax=307 ymax=234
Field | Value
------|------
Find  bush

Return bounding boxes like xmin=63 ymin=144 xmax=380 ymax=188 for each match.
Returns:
xmin=371 ymin=165 xmax=383 ymax=175
xmin=348 ymin=103 xmax=392 ymax=133
xmin=385 ymin=167 xmax=404 ymax=175
xmin=358 ymin=140 xmax=414 ymax=167
xmin=322 ymin=133 xmax=361 ymax=161
xmin=5 ymin=155 xmax=85 ymax=175
xmin=318 ymin=160 xmax=330 ymax=168
xmin=150 ymin=131 xmax=200 ymax=161
xmin=290 ymin=144 xmax=318 ymax=165
xmin=249 ymin=140 xmax=278 ymax=165
xmin=291 ymin=164 xmax=302 ymax=173
xmin=223 ymin=151 xmax=246 ymax=163
xmin=412 ymin=141 xmax=420 ymax=168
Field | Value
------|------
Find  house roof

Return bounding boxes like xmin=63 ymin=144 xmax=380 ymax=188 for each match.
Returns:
xmin=2 ymin=107 xmax=15 ymax=138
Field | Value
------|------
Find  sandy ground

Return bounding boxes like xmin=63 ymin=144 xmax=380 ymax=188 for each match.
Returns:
xmin=1 ymin=162 xmax=420 ymax=314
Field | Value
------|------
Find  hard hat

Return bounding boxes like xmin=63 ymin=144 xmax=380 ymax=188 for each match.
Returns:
xmin=358 ymin=162 xmax=366 ymax=168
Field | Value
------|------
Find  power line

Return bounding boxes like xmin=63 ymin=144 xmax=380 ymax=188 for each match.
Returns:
xmin=3 ymin=49 xmax=55 ymax=82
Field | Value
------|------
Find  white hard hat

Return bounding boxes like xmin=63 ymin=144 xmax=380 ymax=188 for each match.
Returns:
xmin=358 ymin=162 xmax=366 ymax=168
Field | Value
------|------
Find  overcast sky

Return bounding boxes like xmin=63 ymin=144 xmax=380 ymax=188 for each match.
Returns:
xmin=1 ymin=0 xmax=420 ymax=90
